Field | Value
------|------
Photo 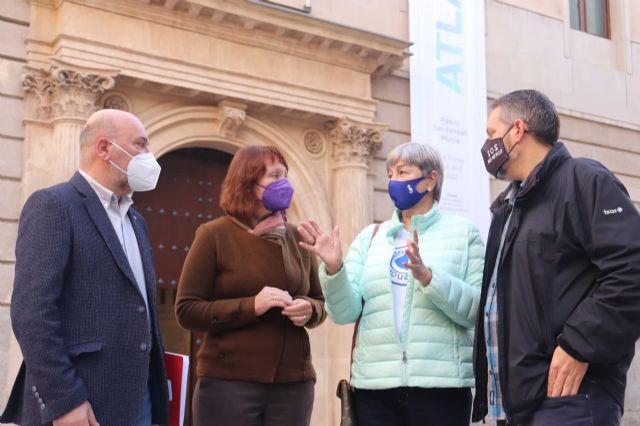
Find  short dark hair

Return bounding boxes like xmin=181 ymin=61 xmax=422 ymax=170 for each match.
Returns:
xmin=220 ymin=145 xmax=289 ymax=218
xmin=491 ymin=89 xmax=560 ymax=145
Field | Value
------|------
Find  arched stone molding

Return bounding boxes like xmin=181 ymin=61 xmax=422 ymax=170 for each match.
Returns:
xmin=140 ymin=104 xmax=332 ymax=231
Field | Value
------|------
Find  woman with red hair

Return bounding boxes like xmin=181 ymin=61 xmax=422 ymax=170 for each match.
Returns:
xmin=176 ymin=145 xmax=326 ymax=426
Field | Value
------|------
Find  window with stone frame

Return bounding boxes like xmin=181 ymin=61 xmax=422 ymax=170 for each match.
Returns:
xmin=569 ymin=0 xmax=610 ymax=38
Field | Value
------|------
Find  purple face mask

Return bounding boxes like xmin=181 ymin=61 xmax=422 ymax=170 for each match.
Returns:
xmin=257 ymin=178 xmax=294 ymax=212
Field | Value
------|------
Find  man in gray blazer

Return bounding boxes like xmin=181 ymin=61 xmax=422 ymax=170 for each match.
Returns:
xmin=1 ymin=109 xmax=170 ymax=425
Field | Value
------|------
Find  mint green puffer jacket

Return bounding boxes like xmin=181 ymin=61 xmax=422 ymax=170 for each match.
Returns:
xmin=319 ymin=205 xmax=485 ymax=389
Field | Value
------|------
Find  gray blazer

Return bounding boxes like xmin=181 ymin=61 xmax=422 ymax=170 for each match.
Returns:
xmin=1 ymin=172 xmax=170 ymax=425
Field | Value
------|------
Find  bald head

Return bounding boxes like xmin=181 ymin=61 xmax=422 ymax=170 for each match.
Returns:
xmin=80 ymin=109 xmax=146 ymax=165
xmin=78 ymin=109 xmax=152 ymax=196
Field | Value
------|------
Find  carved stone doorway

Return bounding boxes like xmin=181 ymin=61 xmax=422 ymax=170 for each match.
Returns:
xmin=133 ymin=147 xmax=233 ymax=425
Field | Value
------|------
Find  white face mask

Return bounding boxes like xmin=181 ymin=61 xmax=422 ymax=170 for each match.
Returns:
xmin=108 ymin=139 xmax=161 ymax=192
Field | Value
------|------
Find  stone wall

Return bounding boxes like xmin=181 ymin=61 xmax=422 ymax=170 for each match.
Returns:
xmin=371 ymin=69 xmax=411 ymax=223
xmin=0 ymin=0 xmax=29 ymax=406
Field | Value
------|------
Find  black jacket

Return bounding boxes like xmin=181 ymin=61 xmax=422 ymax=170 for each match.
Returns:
xmin=472 ymin=143 xmax=640 ymax=424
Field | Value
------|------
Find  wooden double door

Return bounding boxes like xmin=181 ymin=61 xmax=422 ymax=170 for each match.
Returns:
xmin=133 ymin=147 xmax=232 ymax=425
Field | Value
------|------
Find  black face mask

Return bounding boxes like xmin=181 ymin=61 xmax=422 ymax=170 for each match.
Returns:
xmin=480 ymin=124 xmax=516 ymax=179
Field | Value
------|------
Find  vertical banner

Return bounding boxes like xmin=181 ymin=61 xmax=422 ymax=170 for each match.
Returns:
xmin=409 ymin=0 xmax=491 ymax=238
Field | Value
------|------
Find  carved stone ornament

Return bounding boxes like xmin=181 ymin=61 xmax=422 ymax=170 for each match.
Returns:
xmin=22 ymin=66 xmax=116 ymax=122
xmin=216 ymin=101 xmax=247 ymax=139
xmin=303 ymin=130 xmax=325 ymax=156
xmin=325 ymin=117 xmax=386 ymax=166
xmin=101 ymin=92 xmax=131 ymax=112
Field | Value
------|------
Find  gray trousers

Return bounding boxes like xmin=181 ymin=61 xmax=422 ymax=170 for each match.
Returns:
xmin=192 ymin=377 xmax=314 ymax=426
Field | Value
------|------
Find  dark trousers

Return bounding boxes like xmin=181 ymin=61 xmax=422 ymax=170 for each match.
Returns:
xmin=521 ymin=379 xmax=622 ymax=426
xmin=192 ymin=377 xmax=314 ymax=426
xmin=353 ymin=387 xmax=472 ymax=426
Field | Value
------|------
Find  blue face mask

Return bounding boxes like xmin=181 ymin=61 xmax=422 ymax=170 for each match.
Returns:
xmin=388 ymin=176 xmax=430 ymax=210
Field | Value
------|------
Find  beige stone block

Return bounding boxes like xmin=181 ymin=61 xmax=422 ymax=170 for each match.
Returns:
xmin=371 ymin=158 xmax=387 ymax=191
xmin=308 ymin=0 xmax=408 ymax=40
xmin=0 ymin=0 xmax=29 ymax=23
xmin=0 ymin=136 xmax=22 ymax=179
xmin=0 ymin=307 xmax=10 ymax=403
xmin=560 ymin=115 xmax=640 ymax=155
xmin=376 ymin=100 xmax=410 ymax=134
xmin=376 ymin=130 xmax=411 ymax=159
xmin=307 ymin=326 xmax=330 ymax=426
xmin=0 ymin=97 xmax=24 ymax=138
xmin=486 ymin=1 xmax=516 ymax=59
xmin=490 ymin=0 xmax=562 ymax=19
xmin=374 ymin=189 xmax=394 ymax=223
xmin=616 ymin=171 xmax=640 ymax=189
xmin=0 ymin=20 xmax=28 ymax=60
xmin=0 ymin=262 xmax=14 ymax=305
xmin=0 ymin=180 xmax=20 ymax=220
xmin=569 ymin=28 xmax=618 ymax=69
xmin=624 ymin=341 xmax=640 ymax=426
xmin=626 ymin=342 xmax=640 ymax=412
xmin=564 ymin=140 xmax=640 ymax=179
xmin=631 ymin=2 xmax=640 ymax=43
xmin=569 ymin=63 xmax=630 ymax=124
xmin=627 ymin=43 xmax=640 ymax=109
xmin=487 ymin=1 xmax=572 ymax=96
xmin=309 ymin=363 xmax=330 ymax=425
xmin=619 ymin=180 xmax=640 ymax=206
xmin=0 ymin=222 xmax=18 ymax=262
xmin=622 ymin=412 xmax=640 ymax=426
xmin=0 ymin=58 xmax=24 ymax=98
xmin=372 ymin=74 xmax=410 ymax=106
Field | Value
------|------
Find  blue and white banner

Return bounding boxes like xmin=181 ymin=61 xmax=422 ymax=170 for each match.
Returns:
xmin=409 ymin=0 xmax=491 ymax=238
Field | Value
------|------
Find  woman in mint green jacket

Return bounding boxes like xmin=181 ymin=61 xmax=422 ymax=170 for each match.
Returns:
xmin=299 ymin=142 xmax=485 ymax=426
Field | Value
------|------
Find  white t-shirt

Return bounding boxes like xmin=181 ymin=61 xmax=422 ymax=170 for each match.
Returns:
xmin=390 ymin=227 xmax=411 ymax=337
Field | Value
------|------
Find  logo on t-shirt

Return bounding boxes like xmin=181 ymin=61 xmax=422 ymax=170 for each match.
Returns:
xmin=390 ymin=247 xmax=409 ymax=286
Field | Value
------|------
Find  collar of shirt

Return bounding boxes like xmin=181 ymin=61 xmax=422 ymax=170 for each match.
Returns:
xmin=504 ymin=179 xmax=528 ymax=205
xmin=78 ymin=169 xmax=134 ymax=219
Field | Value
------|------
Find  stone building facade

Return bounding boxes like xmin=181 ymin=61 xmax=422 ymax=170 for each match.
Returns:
xmin=0 ymin=1 xmax=638 ymax=425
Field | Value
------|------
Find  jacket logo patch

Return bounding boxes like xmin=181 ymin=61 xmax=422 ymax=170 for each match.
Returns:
xmin=603 ymin=207 xmax=623 ymax=215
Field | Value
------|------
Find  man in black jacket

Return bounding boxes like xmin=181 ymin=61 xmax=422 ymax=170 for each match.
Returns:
xmin=472 ymin=89 xmax=640 ymax=426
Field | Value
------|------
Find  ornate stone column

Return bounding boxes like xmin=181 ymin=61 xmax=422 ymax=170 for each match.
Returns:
xmin=21 ymin=63 xmax=117 ymax=199
xmin=326 ymin=117 xmax=386 ymax=246
xmin=324 ymin=117 xmax=386 ymax=424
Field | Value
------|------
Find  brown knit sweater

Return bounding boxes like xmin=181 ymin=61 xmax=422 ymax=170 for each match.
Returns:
xmin=175 ymin=215 xmax=326 ymax=383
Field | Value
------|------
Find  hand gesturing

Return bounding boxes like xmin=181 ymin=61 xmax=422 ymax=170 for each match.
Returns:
xmin=297 ymin=220 xmax=343 ymax=275
xmin=404 ymin=230 xmax=432 ymax=286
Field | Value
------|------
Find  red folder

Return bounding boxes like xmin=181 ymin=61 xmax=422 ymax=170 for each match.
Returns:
xmin=164 ymin=352 xmax=190 ymax=426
